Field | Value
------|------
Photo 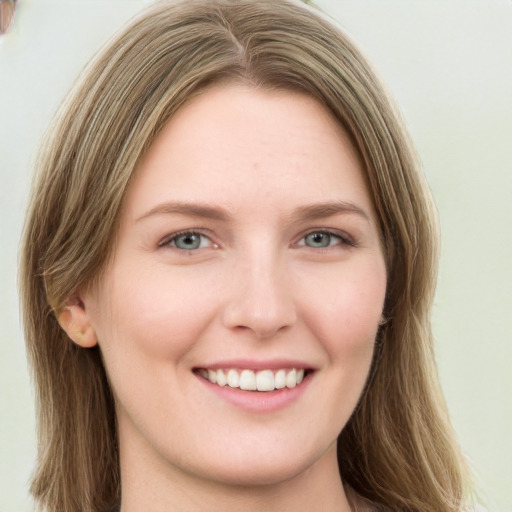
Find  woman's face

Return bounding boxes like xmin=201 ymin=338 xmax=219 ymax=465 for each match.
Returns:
xmin=82 ymin=84 xmax=387 ymax=488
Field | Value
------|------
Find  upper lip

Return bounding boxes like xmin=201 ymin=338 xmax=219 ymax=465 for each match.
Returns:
xmin=194 ymin=359 xmax=316 ymax=371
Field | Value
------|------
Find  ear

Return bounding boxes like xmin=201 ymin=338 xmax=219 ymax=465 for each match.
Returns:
xmin=57 ymin=294 xmax=98 ymax=348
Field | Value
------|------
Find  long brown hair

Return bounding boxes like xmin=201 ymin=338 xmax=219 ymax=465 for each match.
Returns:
xmin=20 ymin=1 xmax=472 ymax=510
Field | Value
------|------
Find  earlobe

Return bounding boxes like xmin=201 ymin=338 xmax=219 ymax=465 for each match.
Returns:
xmin=57 ymin=295 xmax=98 ymax=348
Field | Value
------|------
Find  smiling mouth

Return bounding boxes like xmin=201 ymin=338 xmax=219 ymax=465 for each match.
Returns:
xmin=195 ymin=368 xmax=312 ymax=392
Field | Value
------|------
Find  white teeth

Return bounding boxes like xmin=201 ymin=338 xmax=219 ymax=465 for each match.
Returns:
xmin=274 ymin=369 xmax=286 ymax=389
xmin=239 ymin=369 xmax=257 ymax=391
xmin=256 ymin=370 xmax=274 ymax=391
xmin=227 ymin=369 xmax=239 ymax=388
xmin=199 ymin=368 xmax=307 ymax=392
xmin=286 ymin=368 xmax=297 ymax=388
xmin=216 ymin=369 xmax=227 ymax=386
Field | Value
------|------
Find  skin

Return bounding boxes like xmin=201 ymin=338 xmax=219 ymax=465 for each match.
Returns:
xmin=60 ymin=84 xmax=387 ymax=512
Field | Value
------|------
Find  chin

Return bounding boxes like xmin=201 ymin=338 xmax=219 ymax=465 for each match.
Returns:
xmin=191 ymin=442 xmax=334 ymax=488
xmin=203 ymin=460 xmax=311 ymax=488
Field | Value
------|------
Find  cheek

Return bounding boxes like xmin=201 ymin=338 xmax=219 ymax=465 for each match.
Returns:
xmin=88 ymin=268 xmax=222 ymax=438
xmin=300 ymin=257 xmax=386 ymax=361
xmin=91 ymin=265 xmax=220 ymax=368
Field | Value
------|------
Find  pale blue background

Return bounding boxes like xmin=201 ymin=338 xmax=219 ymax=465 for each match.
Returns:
xmin=1 ymin=1 xmax=511 ymax=510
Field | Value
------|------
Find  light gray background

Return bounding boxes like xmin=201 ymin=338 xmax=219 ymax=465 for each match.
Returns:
xmin=1 ymin=1 xmax=511 ymax=510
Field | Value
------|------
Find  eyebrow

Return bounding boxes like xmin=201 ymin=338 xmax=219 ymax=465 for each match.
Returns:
xmin=136 ymin=200 xmax=370 ymax=223
xmin=289 ymin=201 xmax=370 ymax=223
xmin=136 ymin=201 xmax=230 ymax=222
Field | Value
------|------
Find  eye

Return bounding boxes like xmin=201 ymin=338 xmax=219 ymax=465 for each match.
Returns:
xmin=298 ymin=230 xmax=351 ymax=249
xmin=159 ymin=231 xmax=214 ymax=251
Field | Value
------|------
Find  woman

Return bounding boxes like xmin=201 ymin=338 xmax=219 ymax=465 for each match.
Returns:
xmin=20 ymin=0 xmax=473 ymax=511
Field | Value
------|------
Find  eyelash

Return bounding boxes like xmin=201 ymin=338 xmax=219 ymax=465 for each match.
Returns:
xmin=297 ymin=229 xmax=356 ymax=250
xmin=158 ymin=228 xmax=356 ymax=252
xmin=158 ymin=230 xmax=214 ymax=250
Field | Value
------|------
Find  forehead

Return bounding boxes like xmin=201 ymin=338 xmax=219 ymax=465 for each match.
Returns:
xmin=123 ymin=84 xmax=373 ymax=221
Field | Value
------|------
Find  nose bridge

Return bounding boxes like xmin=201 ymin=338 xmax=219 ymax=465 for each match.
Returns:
xmin=222 ymin=242 xmax=297 ymax=338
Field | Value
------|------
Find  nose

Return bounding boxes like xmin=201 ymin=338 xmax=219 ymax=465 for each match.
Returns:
xmin=221 ymin=253 xmax=297 ymax=339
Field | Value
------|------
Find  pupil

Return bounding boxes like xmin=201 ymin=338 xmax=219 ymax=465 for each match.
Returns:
xmin=178 ymin=234 xmax=199 ymax=249
xmin=308 ymin=232 xmax=329 ymax=247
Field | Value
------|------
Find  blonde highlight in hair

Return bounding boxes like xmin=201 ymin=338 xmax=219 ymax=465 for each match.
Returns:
xmin=20 ymin=1 xmax=472 ymax=510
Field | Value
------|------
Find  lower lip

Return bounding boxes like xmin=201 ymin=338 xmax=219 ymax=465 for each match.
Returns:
xmin=195 ymin=373 xmax=313 ymax=413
